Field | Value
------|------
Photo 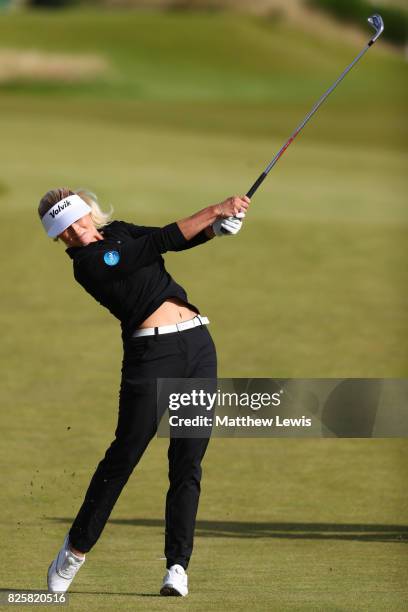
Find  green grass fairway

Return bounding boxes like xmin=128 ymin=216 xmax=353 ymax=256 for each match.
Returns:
xmin=0 ymin=8 xmax=407 ymax=611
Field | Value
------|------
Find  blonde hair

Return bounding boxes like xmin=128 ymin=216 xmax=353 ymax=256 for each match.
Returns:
xmin=38 ymin=187 xmax=114 ymax=241
xmin=74 ymin=188 xmax=114 ymax=229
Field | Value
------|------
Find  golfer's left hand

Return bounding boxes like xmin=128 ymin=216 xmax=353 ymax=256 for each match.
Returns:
xmin=213 ymin=212 xmax=245 ymax=236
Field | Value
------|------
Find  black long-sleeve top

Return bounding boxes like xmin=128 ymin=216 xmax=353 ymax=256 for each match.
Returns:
xmin=65 ymin=220 xmax=211 ymax=341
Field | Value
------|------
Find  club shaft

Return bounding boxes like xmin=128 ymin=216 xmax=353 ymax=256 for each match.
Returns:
xmin=246 ymin=41 xmax=373 ymax=198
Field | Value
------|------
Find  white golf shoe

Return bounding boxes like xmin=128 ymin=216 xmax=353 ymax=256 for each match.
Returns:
xmin=47 ymin=535 xmax=85 ymax=593
xmin=160 ymin=564 xmax=188 ymax=597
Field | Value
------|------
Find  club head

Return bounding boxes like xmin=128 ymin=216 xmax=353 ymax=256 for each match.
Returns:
xmin=368 ymin=14 xmax=384 ymax=43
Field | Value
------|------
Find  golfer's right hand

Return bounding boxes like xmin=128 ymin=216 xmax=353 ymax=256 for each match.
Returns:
xmin=214 ymin=195 xmax=250 ymax=219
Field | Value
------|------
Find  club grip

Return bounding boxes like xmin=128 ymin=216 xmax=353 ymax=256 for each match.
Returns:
xmin=247 ymin=171 xmax=268 ymax=198
xmin=220 ymin=173 xmax=268 ymax=234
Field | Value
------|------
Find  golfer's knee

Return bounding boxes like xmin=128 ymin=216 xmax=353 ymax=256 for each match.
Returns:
xmin=101 ymin=437 xmax=147 ymax=472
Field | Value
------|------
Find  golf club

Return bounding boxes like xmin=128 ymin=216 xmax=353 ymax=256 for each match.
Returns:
xmin=221 ymin=14 xmax=384 ymax=232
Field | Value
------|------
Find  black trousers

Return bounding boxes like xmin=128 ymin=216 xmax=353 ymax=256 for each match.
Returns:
xmin=68 ymin=323 xmax=217 ymax=570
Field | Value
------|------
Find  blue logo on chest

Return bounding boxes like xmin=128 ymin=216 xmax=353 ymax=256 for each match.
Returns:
xmin=103 ymin=250 xmax=120 ymax=266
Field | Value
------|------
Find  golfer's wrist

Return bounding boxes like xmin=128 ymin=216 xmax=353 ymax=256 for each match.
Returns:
xmin=212 ymin=203 xmax=225 ymax=219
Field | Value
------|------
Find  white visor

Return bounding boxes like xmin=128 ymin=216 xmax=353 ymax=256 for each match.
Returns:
xmin=41 ymin=194 xmax=92 ymax=238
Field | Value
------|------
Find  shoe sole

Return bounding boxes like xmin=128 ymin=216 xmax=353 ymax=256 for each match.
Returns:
xmin=47 ymin=561 xmax=55 ymax=591
xmin=160 ymin=585 xmax=186 ymax=597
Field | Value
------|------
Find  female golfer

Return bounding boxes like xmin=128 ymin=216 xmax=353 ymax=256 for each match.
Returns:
xmin=39 ymin=187 xmax=250 ymax=596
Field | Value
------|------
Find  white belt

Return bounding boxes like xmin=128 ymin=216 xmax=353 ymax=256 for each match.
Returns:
xmin=132 ymin=315 xmax=209 ymax=337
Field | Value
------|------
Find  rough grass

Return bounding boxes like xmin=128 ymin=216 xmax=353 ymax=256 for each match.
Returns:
xmin=0 ymin=9 xmax=407 ymax=611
